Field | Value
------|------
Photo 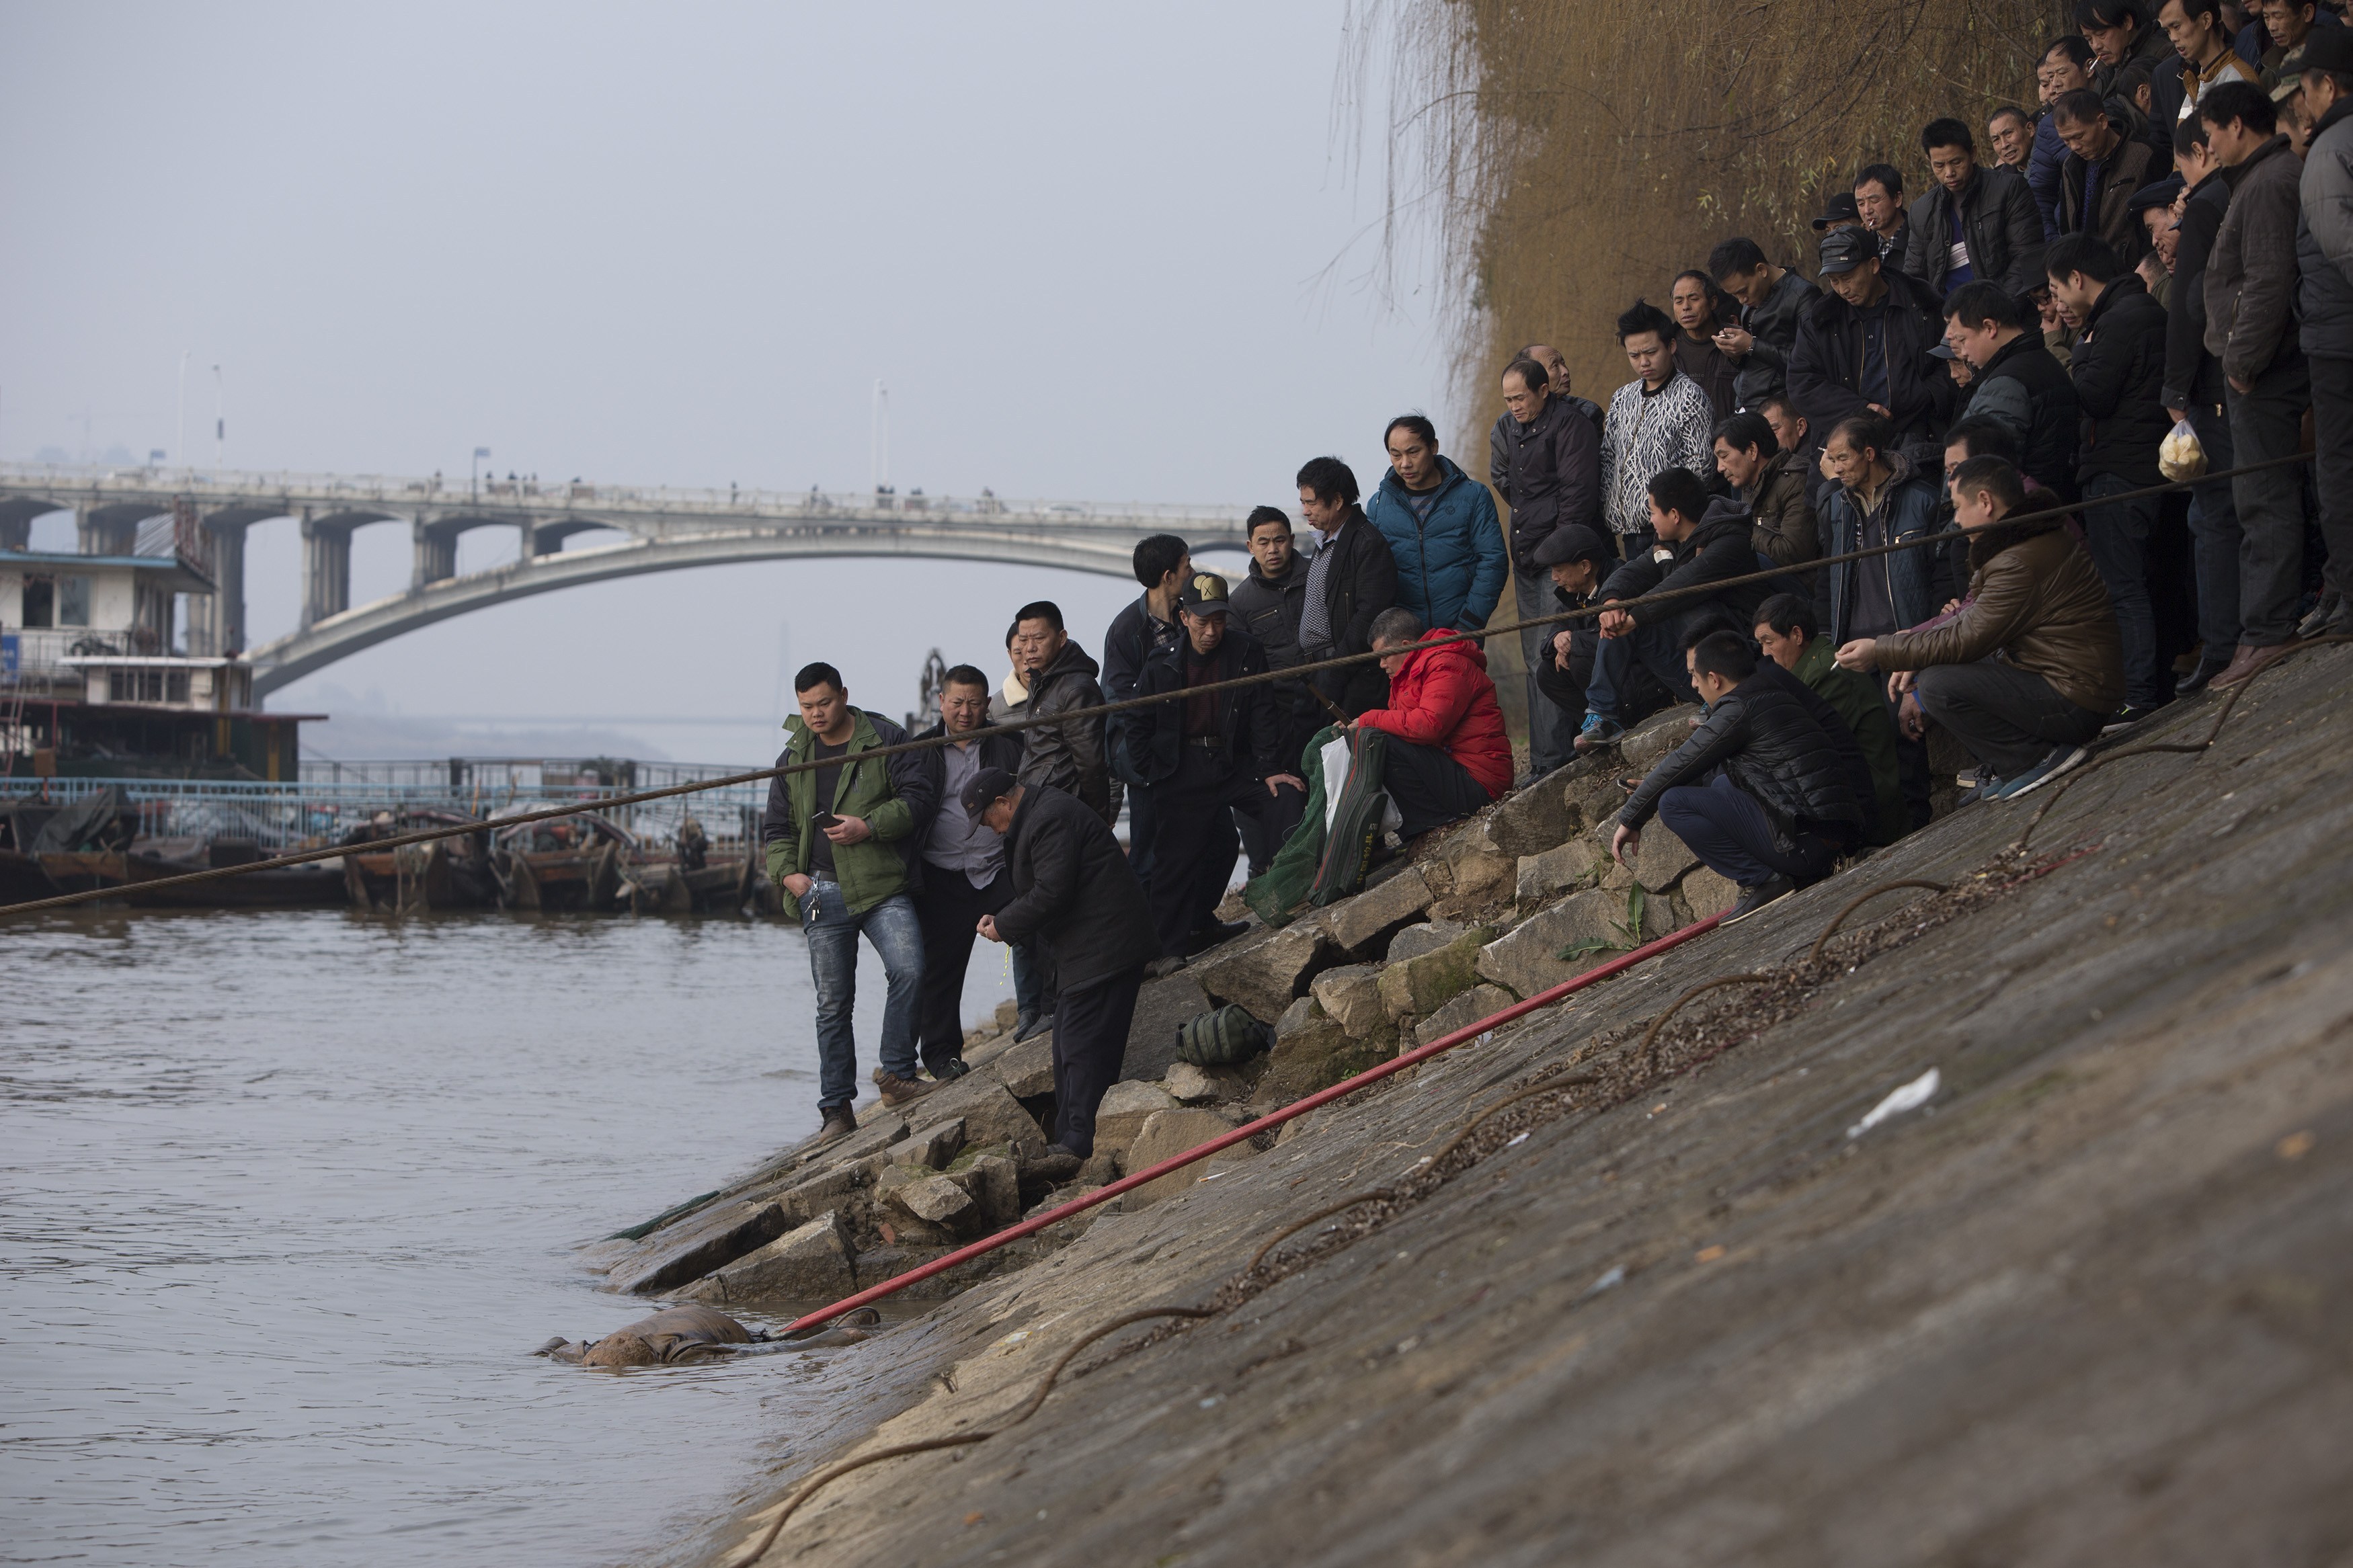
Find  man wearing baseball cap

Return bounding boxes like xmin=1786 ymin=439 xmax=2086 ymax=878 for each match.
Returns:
xmin=1788 ymin=224 xmax=1956 ymax=448
xmin=1124 ymin=570 xmax=1300 ymax=965
xmin=965 ymin=766 xmax=1157 ymax=1169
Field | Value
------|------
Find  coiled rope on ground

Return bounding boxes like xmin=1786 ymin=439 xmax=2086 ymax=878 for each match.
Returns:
xmin=0 ymin=454 xmax=2319 ymax=921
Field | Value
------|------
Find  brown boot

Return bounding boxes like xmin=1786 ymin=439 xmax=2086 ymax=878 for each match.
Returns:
xmin=813 ymin=1105 xmax=857 ymax=1146
xmin=2210 ymin=640 xmax=2302 ymax=689
xmin=872 ymin=1068 xmax=939 ymax=1109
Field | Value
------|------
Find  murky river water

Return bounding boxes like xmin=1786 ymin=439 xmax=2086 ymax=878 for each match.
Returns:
xmin=1 ymin=908 xmax=1014 ymax=1566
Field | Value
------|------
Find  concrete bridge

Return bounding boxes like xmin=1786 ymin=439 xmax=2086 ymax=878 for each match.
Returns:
xmin=0 ymin=464 xmax=1248 ymax=697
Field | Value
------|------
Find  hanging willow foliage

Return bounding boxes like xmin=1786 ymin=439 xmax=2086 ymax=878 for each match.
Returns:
xmin=1344 ymin=0 xmax=2067 ymax=409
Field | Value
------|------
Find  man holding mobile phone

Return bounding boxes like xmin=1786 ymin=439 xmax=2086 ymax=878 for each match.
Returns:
xmin=762 ymin=661 xmax=939 ymax=1146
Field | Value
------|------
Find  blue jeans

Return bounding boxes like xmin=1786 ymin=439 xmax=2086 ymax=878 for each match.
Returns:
xmin=1586 ymin=613 xmax=1702 ymax=723
xmin=801 ymin=880 xmax=924 ymax=1108
xmin=2081 ymin=471 xmax=2159 ymax=709
xmin=1656 ymin=773 xmax=1839 ymax=888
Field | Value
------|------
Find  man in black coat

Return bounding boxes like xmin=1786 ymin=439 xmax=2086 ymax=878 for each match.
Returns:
xmin=1228 ymin=505 xmax=1320 ymax=874
xmin=1490 ymin=356 xmax=1604 ymax=775
xmin=1127 ymin=572 xmax=1296 ymax=961
xmin=1708 ymin=237 xmax=1822 ymax=409
xmin=1903 ymin=117 xmax=2049 ymax=298
xmin=1944 ymin=280 xmax=2083 ymax=500
xmin=1102 ymin=533 xmax=1191 ymax=895
xmin=1611 ymin=631 xmax=1864 ymax=923
xmin=1576 ymin=470 xmax=1775 ymax=753
xmin=2159 ymin=115 xmax=2242 ymax=692
xmin=971 ymin=770 xmax=1159 ymax=1164
xmin=1788 ymin=227 xmax=1957 ymax=450
xmin=910 ymin=665 xmax=1026 ymax=1079
xmin=1010 ymin=600 xmax=1112 ymax=825
xmin=1294 ymin=456 xmax=1399 ymax=718
xmin=2048 ymin=233 xmax=2171 ymax=716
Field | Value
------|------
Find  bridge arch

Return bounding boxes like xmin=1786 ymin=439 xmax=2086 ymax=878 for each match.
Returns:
xmin=248 ymin=522 xmax=1245 ymax=696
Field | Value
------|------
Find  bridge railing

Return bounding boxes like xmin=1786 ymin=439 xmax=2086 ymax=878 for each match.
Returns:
xmin=0 ymin=462 xmax=1247 ymax=529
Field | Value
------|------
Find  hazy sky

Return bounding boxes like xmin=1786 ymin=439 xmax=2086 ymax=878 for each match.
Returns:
xmin=2 ymin=3 xmax=1452 ymax=764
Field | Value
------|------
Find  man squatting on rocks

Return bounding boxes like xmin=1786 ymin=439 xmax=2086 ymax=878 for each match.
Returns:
xmin=764 ymin=20 xmax=2353 ymax=1137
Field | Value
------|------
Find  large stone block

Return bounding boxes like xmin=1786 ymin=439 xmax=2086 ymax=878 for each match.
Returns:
xmin=949 ymin=1153 xmax=1021 ymax=1229
xmin=1633 ymin=824 xmax=1700 ymax=893
xmin=1324 ymin=866 xmax=1433 ymax=952
xmin=986 ymin=1032 xmax=1056 ymax=1099
xmin=1309 ymin=962 xmax=1388 ymax=1038
xmin=1192 ymin=917 xmax=1335 ymax=1024
xmin=1119 ymin=973 xmax=1212 ymax=1083
xmin=955 ymin=1082 xmax=1047 ymax=1154
xmin=1162 ymin=1061 xmax=1220 ymax=1104
xmin=1092 ymin=1079 xmax=1178 ymax=1158
xmin=1260 ymin=1001 xmax=1391 ymax=1102
xmin=1485 ymin=773 xmax=1578 ymax=858
xmin=882 ymin=1169 xmax=981 ymax=1239
xmin=1414 ymin=983 xmax=1518 ymax=1046
xmin=1124 ymin=1108 xmax=1259 ymax=1207
xmin=1620 ymin=706 xmax=1702 ymax=770
xmin=1681 ymin=865 xmax=1739 ymax=919
xmin=1475 ymin=886 xmax=1674 ymax=1000
xmin=1387 ymin=919 xmax=1469 ymax=962
xmin=1377 ymin=925 xmax=1492 ymax=1020
xmin=680 ymin=1211 xmax=854 ymax=1305
xmin=1436 ymin=822 xmax=1515 ymax=906
xmin=604 ymin=1200 xmax=791 ymax=1296
xmin=1516 ymin=839 xmax=1604 ymax=906
xmin=892 ymin=1118 xmax=965 ymax=1170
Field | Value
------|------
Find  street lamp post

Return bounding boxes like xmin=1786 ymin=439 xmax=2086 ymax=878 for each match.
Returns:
xmin=211 ymin=364 xmax=224 ymax=474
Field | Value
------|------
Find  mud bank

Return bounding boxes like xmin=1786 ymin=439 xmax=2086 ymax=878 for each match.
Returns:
xmin=642 ymin=647 xmax=2350 ymax=1567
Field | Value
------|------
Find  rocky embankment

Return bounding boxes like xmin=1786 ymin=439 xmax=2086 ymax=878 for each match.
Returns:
xmin=616 ymin=649 xmax=2348 ymax=1567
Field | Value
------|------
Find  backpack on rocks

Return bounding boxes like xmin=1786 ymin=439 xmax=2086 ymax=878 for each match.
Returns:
xmin=1175 ymin=1003 xmax=1271 ymax=1067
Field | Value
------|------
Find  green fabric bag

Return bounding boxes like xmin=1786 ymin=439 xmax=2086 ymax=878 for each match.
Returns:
xmin=1174 ymin=1003 xmax=1271 ymax=1067
xmin=1243 ymin=724 xmax=1342 ymax=927
xmin=1307 ymin=727 xmax=1390 ymax=909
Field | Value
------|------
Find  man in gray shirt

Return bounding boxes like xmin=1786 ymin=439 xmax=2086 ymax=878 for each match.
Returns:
xmin=910 ymin=665 xmax=1025 ymax=1080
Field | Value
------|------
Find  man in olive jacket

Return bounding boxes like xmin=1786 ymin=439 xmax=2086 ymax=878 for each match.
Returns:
xmin=970 ymin=770 xmax=1158 ymax=1163
xmin=1841 ymin=457 xmax=2124 ymax=801
xmin=761 ymin=662 xmax=939 ymax=1142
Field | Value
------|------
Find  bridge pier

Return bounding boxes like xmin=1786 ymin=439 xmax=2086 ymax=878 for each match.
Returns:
xmin=0 ymin=497 xmax=53 ymax=551
xmin=79 ymin=503 xmax=153 ymax=555
xmin=412 ymin=518 xmax=456 ymax=587
xmin=301 ymin=509 xmax=350 ymax=628
xmin=191 ymin=515 xmax=250 ymax=656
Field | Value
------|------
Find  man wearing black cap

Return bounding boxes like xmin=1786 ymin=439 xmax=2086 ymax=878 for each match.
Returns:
xmin=1788 ymin=226 xmax=1956 ymax=448
xmin=1810 ymin=191 xmax=1866 ymax=237
xmin=967 ymin=768 xmax=1158 ymax=1167
xmin=1126 ymin=571 xmax=1297 ymax=964
xmin=1529 ymin=522 xmax=1669 ymax=736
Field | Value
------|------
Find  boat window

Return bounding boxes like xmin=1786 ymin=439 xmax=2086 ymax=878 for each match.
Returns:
xmin=58 ymin=575 xmax=91 ymax=627
xmin=22 ymin=576 xmax=54 ymax=628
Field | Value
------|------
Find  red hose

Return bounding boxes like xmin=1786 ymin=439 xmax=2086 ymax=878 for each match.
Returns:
xmin=783 ymin=912 xmax=1722 ymax=1332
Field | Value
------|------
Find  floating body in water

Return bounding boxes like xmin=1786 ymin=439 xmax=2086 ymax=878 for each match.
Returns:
xmin=537 ymin=1305 xmax=879 ymax=1366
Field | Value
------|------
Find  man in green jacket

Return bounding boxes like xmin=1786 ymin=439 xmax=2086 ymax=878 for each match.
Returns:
xmin=761 ymin=662 xmax=940 ymax=1145
xmin=1753 ymin=593 xmax=1910 ymax=846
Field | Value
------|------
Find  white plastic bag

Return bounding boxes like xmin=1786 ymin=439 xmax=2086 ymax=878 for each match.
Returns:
xmin=2158 ymin=417 xmax=2206 ymax=482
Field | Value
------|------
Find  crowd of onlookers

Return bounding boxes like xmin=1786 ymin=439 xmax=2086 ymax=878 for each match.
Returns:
xmin=758 ymin=0 xmax=2352 ymax=1161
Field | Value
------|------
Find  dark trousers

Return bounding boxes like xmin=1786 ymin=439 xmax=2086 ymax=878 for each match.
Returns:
xmin=2184 ymin=401 xmax=2243 ymax=657
xmin=1656 ymin=773 xmax=1840 ymax=889
xmin=912 ymin=864 xmax=1011 ymax=1070
xmin=1125 ymin=779 xmax=1160 ymax=895
xmin=1587 ymin=610 xmax=1708 ymax=722
xmin=2227 ymin=357 xmax=2311 ymax=646
xmin=2081 ymin=471 xmax=2160 ymax=709
xmin=1381 ymin=736 xmax=1494 ymax=841
xmin=2312 ymin=356 xmax=2353 ymax=606
xmin=1537 ymin=626 xmax=1676 ymax=739
xmin=1236 ymin=708 xmax=1320 ymax=875
xmin=1146 ymin=749 xmax=1261 ymax=955
xmin=1914 ymin=659 xmax=2107 ymax=778
xmin=1515 ymin=571 xmax=1572 ymax=774
xmin=1051 ymin=964 xmax=1144 ymax=1157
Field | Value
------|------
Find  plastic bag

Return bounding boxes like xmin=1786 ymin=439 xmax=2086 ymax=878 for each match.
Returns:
xmin=2158 ymin=417 xmax=2206 ymax=482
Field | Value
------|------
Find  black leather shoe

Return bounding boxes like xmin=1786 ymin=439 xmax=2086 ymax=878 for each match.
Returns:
xmin=2173 ymin=655 xmax=2232 ymax=698
xmin=1720 ymin=875 xmax=1795 ymax=925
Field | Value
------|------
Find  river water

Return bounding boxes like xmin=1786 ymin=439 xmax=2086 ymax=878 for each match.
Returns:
xmin=1 ymin=907 xmax=1014 ymax=1566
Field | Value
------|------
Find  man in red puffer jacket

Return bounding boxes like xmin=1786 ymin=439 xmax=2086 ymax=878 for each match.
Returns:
xmin=1351 ymin=608 xmax=1514 ymax=839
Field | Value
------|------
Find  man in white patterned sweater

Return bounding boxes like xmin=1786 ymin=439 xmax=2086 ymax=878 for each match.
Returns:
xmin=1599 ymin=299 xmax=1720 ymax=559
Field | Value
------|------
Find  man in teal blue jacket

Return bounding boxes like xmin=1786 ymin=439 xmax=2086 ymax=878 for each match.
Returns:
xmin=1363 ymin=415 xmax=1508 ymax=636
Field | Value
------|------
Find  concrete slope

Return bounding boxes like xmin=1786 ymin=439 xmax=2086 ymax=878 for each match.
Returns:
xmin=701 ymin=646 xmax=2353 ymax=1568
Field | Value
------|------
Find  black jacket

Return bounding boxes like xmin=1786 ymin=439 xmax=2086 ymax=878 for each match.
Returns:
xmin=1127 ymin=628 xmax=1281 ymax=786
xmin=1230 ymin=547 xmax=1320 ymax=728
xmin=2298 ymin=97 xmax=2353 ymax=362
xmin=1618 ymin=669 xmax=1865 ymax=846
xmin=1901 ymin=163 xmax=2046 ymax=298
xmin=2058 ymin=128 xmax=2162 ymax=266
xmin=1753 ymin=658 xmax=1874 ymax=843
xmin=1015 ymin=638 xmax=1111 ymax=824
xmin=1488 ymin=392 xmax=1604 ymax=572
xmin=1960 ymin=330 xmax=2081 ymax=501
xmin=2067 ymin=274 xmax=2170 ymax=486
xmin=2163 ymin=173 xmax=2235 ymax=411
xmin=1598 ymin=500 xmax=1776 ymax=636
xmin=914 ymin=720 xmax=1024 ymax=865
xmin=1103 ymin=593 xmax=1185 ymax=786
xmin=1304 ymin=509 xmax=1398 ymax=717
xmin=1787 ymin=266 xmax=1956 ymax=442
xmin=994 ymin=782 xmax=1159 ymax=994
xmin=1732 ymin=267 xmax=1821 ymax=409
